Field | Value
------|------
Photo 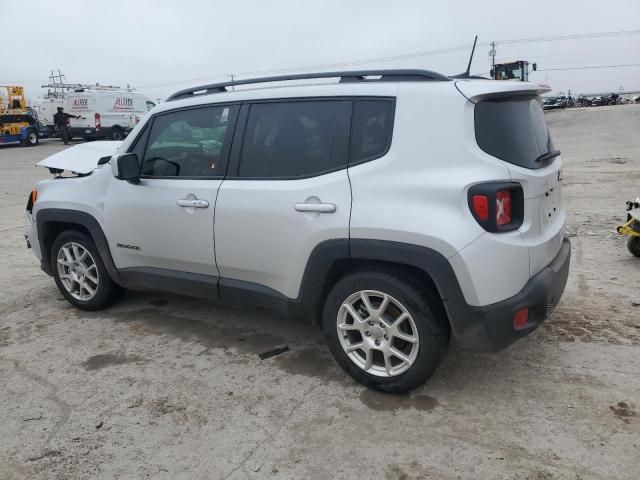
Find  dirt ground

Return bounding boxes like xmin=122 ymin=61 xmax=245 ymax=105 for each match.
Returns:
xmin=0 ymin=105 xmax=639 ymax=480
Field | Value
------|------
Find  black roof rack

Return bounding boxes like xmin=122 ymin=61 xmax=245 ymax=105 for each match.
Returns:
xmin=166 ymin=69 xmax=451 ymax=101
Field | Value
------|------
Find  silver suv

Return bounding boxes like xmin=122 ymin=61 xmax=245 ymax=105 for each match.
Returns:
xmin=26 ymin=70 xmax=570 ymax=392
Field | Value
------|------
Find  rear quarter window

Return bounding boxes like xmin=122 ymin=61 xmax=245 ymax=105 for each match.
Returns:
xmin=474 ymin=95 xmax=554 ymax=169
xmin=349 ymin=99 xmax=395 ymax=164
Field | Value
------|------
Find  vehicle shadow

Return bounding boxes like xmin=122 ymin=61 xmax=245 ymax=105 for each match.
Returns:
xmin=83 ymin=289 xmax=545 ymax=396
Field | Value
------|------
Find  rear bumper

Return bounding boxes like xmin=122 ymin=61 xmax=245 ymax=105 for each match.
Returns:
xmin=445 ymin=237 xmax=571 ymax=352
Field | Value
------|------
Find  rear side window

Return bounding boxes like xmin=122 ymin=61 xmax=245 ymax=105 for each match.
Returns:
xmin=475 ymin=95 xmax=554 ymax=169
xmin=350 ymin=99 xmax=394 ymax=164
xmin=238 ymin=100 xmax=350 ymax=178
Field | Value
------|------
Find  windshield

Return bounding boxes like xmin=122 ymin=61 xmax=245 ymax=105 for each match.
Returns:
xmin=474 ymin=95 xmax=555 ymax=169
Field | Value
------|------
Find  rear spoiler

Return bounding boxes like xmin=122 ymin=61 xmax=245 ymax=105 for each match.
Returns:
xmin=455 ymin=80 xmax=551 ymax=103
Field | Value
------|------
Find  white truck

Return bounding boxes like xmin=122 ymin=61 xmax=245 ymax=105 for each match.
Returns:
xmin=65 ymin=90 xmax=156 ymax=140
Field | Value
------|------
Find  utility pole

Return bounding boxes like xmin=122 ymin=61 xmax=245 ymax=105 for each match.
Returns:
xmin=489 ymin=42 xmax=496 ymax=78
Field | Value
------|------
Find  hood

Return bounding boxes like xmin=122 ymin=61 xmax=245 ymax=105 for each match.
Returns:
xmin=37 ymin=141 xmax=122 ymax=174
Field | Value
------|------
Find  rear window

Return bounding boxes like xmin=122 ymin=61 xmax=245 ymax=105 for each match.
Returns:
xmin=474 ymin=95 xmax=554 ymax=169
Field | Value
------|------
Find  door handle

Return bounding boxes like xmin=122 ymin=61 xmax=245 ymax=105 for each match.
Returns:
xmin=294 ymin=202 xmax=336 ymax=213
xmin=177 ymin=198 xmax=209 ymax=208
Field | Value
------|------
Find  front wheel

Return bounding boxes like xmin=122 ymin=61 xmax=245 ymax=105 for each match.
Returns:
xmin=26 ymin=129 xmax=39 ymax=146
xmin=51 ymin=230 xmax=124 ymax=310
xmin=628 ymin=236 xmax=640 ymax=257
xmin=323 ymin=269 xmax=449 ymax=392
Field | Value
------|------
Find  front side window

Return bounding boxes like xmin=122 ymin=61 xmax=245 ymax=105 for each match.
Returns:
xmin=349 ymin=99 xmax=395 ymax=164
xmin=141 ymin=105 xmax=236 ymax=177
xmin=238 ymin=100 xmax=350 ymax=178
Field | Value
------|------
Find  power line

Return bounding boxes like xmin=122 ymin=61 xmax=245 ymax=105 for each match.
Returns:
xmin=536 ymin=63 xmax=640 ymax=72
xmin=138 ymin=29 xmax=640 ymax=91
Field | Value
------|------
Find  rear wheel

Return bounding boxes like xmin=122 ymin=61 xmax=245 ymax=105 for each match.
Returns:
xmin=628 ymin=236 xmax=640 ymax=257
xmin=323 ymin=269 xmax=449 ymax=392
xmin=51 ymin=230 xmax=124 ymax=310
xmin=111 ymin=127 xmax=124 ymax=141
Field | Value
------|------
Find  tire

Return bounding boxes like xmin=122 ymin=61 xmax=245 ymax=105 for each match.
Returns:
xmin=628 ymin=236 xmax=640 ymax=257
xmin=51 ymin=230 xmax=124 ymax=311
xmin=322 ymin=269 xmax=450 ymax=392
xmin=26 ymin=129 xmax=39 ymax=146
xmin=111 ymin=128 xmax=124 ymax=141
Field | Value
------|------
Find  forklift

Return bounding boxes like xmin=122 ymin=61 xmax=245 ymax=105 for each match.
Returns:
xmin=0 ymin=86 xmax=47 ymax=147
xmin=491 ymin=60 xmax=537 ymax=81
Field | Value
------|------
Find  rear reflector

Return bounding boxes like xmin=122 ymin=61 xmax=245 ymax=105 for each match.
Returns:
xmin=471 ymin=195 xmax=489 ymax=221
xmin=496 ymin=190 xmax=512 ymax=226
xmin=513 ymin=308 xmax=529 ymax=330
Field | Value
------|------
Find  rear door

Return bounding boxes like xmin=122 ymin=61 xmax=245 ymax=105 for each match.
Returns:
xmin=474 ymin=94 xmax=565 ymax=276
xmin=214 ymin=99 xmax=352 ymax=299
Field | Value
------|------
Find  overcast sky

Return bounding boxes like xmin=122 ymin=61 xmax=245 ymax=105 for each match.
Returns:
xmin=3 ymin=0 xmax=639 ymax=101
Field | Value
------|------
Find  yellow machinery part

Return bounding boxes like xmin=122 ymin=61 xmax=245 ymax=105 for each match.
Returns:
xmin=617 ymin=218 xmax=640 ymax=237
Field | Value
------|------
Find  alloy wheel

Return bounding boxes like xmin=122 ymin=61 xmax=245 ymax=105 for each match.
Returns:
xmin=337 ymin=290 xmax=419 ymax=377
xmin=56 ymin=242 xmax=99 ymax=301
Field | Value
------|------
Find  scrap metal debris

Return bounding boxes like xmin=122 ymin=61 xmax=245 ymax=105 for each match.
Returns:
xmin=258 ymin=345 xmax=290 ymax=360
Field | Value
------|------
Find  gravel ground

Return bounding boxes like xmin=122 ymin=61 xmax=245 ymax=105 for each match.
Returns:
xmin=0 ymin=105 xmax=639 ymax=480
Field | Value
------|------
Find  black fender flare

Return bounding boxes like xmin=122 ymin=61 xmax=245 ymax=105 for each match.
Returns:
xmin=36 ymin=208 xmax=124 ymax=286
xmin=292 ymin=238 xmax=467 ymax=325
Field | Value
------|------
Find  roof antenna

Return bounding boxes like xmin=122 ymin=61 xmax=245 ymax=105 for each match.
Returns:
xmin=451 ymin=35 xmax=479 ymax=79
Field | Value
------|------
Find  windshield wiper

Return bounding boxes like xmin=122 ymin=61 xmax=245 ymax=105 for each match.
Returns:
xmin=535 ymin=150 xmax=561 ymax=163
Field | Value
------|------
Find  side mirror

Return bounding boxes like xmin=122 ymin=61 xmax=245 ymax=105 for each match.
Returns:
xmin=113 ymin=153 xmax=140 ymax=184
xmin=532 ymin=63 xmax=537 ymax=71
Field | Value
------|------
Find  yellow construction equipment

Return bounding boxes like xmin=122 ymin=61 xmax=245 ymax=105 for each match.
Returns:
xmin=0 ymin=86 xmax=42 ymax=146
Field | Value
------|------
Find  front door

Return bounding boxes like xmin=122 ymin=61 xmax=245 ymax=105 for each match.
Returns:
xmin=104 ymin=103 xmax=239 ymax=276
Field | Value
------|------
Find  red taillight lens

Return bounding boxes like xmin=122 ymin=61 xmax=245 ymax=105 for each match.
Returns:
xmin=496 ymin=190 xmax=512 ymax=226
xmin=513 ymin=308 xmax=529 ymax=330
xmin=95 ymin=112 xmax=101 ymax=129
xmin=471 ymin=195 xmax=489 ymax=221
xmin=468 ymin=183 xmax=523 ymax=233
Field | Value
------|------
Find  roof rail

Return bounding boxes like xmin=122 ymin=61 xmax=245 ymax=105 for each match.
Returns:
xmin=166 ymin=69 xmax=450 ymax=101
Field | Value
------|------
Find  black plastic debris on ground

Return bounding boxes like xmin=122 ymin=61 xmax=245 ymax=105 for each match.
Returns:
xmin=258 ymin=345 xmax=290 ymax=360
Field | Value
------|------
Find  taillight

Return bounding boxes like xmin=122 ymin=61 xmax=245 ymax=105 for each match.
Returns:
xmin=95 ymin=112 xmax=101 ymax=129
xmin=495 ymin=190 xmax=512 ymax=226
xmin=471 ymin=195 xmax=489 ymax=221
xmin=468 ymin=182 xmax=523 ymax=232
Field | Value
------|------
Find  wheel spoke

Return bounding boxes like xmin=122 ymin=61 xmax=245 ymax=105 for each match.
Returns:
xmin=360 ymin=292 xmax=374 ymax=315
xmin=71 ymin=244 xmax=81 ymax=261
xmin=377 ymin=294 xmax=390 ymax=315
xmin=393 ymin=330 xmax=418 ymax=344
xmin=364 ymin=348 xmax=373 ymax=370
xmin=383 ymin=352 xmax=393 ymax=375
xmin=85 ymin=272 xmax=99 ymax=284
xmin=389 ymin=347 xmax=411 ymax=365
xmin=61 ymin=247 xmax=73 ymax=263
xmin=344 ymin=304 xmax=366 ymax=326
xmin=345 ymin=342 xmax=364 ymax=353
xmin=77 ymin=249 xmax=88 ymax=263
